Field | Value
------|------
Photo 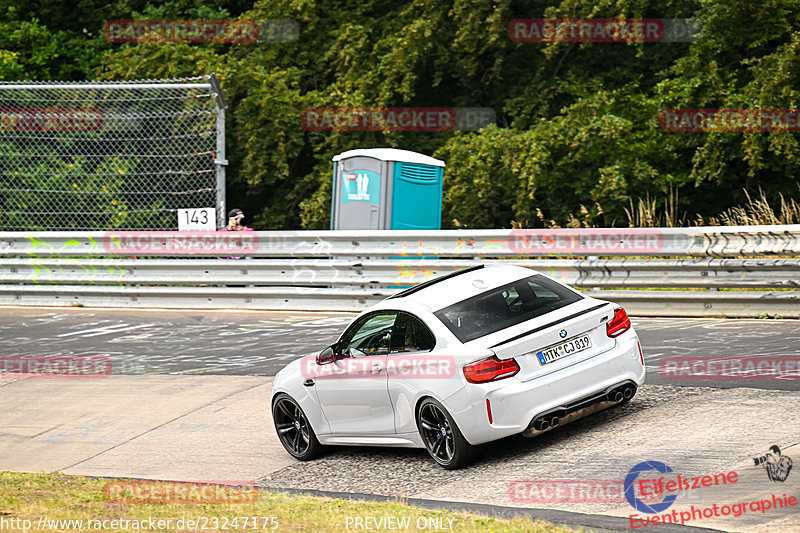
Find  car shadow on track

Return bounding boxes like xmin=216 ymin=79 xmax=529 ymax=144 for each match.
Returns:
xmin=259 ymin=387 xmax=681 ymax=497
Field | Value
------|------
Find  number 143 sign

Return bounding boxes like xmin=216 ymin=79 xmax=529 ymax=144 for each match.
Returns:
xmin=178 ymin=208 xmax=216 ymax=231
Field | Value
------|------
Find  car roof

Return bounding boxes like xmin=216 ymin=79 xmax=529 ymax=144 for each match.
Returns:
xmin=386 ymin=264 xmax=539 ymax=312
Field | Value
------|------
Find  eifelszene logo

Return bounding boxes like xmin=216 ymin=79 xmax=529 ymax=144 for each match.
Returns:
xmin=624 ymin=461 xmax=679 ymax=514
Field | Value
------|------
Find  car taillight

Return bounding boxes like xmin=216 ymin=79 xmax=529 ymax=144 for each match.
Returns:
xmin=606 ymin=307 xmax=631 ymax=338
xmin=463 ymin=355 xmax=519 ymax=383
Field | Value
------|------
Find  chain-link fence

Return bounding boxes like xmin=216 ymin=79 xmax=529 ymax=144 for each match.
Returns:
xmin=0 ymin=75 xmax=225 ymax=230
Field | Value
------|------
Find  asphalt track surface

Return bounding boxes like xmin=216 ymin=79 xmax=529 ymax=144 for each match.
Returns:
xmin=1 ymin=308 xmax=799 ymax=389
xmin=2 ymin=307 xmax=800 ymax=532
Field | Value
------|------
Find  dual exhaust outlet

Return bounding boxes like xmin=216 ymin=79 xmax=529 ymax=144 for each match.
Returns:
xmin=526 ymin=381 xmax=637 ymax=435
xmin=532 ymin=413 xmax=562 ymax=431
xmin=607 ymin=384 xmax=635 ymax=403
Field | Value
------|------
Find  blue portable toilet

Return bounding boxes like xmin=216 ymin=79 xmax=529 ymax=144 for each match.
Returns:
xmin=331 ymin=148 xmax=445 ymax=230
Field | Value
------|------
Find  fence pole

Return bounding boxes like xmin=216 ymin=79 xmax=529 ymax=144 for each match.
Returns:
xmin=210 ymin=74 xmax=227 ymax=229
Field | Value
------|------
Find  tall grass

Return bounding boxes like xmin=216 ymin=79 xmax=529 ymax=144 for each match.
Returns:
xmin=626 ymin=187 xmax=800 ymax=227
xmin=624 ymin=187 xmax=686 ymax=227
xmin=713 ymin=189 xmax=800 ymax=226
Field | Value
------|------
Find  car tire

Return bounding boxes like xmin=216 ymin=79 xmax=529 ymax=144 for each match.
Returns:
xmin=417 ymin=398 xmax=476 ymax=470
xmin=272 ymin=393 xmax=323 ymax=461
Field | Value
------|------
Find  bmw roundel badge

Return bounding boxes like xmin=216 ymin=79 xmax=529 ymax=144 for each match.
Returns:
xmin=559 ymin=329 xmax=567 ymax=338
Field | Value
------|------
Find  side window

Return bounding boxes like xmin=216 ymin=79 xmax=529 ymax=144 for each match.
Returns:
xmin=340 ymin=312 xmax=397 ymax=356
xmin=527 ymin=279 xmax=560 ymax=299
xmin=390 ymin=312 xmax=436 ymax=353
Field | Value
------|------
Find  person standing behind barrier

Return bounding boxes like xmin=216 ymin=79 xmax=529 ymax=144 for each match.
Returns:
xmin=219 ymin=208 xmax=253 ymax=260
xmin=221 ymin=208 xmax=253 ymax=232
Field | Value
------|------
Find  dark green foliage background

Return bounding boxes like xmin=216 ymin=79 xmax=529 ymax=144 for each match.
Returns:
xmin=2 ymin=0 xmax=799 ymax=229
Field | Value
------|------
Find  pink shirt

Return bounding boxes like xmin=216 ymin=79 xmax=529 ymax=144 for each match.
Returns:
xmin=218 ymin=226 xmax=254 ymax=259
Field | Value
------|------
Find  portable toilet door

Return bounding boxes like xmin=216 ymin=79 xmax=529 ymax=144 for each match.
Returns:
xmin=331 ymin=151 xmax=389 ymax=230
xmin=390 ymin=160 xmax=444 ymax=230
xmin=331 ymin=148 xmax=445 ymax=230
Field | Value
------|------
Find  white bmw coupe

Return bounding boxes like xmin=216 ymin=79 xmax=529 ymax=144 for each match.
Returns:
xmin=271 ymin=264 xmax=645 ymax=469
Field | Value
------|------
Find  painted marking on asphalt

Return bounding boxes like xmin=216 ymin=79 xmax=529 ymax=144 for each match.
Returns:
xmin=57 ymin=323 xmax=158 ymax=338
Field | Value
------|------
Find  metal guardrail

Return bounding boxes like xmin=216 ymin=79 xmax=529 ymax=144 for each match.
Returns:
xmin=2 ymin=257 xmax=799 ymax=289
xmin=2 ymin=225 xmax=800 ymax=257
xmin=0 ymin=226 xmax=798 ymax=317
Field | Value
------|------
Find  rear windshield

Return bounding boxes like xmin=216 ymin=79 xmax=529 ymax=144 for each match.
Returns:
xmin=434 ymin=273 xmax=583 ymax=343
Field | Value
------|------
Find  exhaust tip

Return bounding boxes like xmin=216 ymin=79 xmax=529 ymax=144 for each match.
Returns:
xmin=551 ymin=416 xmax=560 ymax=428
xmin=623 ymin=387 xmax=634 ymax=399
xmin=613 ymin=391 xmax=624 ymax=402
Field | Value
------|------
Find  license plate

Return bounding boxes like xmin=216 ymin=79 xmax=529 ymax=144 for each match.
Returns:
xmin=536 ymin=334 xmax=592 ymax=365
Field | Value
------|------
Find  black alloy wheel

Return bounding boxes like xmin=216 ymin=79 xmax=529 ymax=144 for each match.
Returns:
xmin=417 ymin=398 xmax=475 ymax=469
xmin=272 ymin=394 xmax=322 ymax=460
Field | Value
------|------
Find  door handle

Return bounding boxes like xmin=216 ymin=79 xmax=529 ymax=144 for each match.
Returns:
xmin=371 ymin=364 xmax=383 ymax=373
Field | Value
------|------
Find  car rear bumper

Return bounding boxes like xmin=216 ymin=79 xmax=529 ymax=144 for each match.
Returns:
xmin=521 ymin=379 xmax=638 ymax=437
xmin=445 ymin=330 xmax=646 ymax=446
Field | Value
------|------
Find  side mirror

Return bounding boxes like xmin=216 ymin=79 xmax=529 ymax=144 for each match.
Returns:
xmin=316 ymin=344 xmax=338 ymax=365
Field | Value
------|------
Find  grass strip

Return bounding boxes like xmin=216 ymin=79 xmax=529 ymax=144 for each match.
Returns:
xmin=0 ymin=471 xmax=581 ymax=532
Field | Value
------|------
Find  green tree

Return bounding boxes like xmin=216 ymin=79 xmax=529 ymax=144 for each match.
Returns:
xmin=1 ymin=0 xmax=799 ymax=229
